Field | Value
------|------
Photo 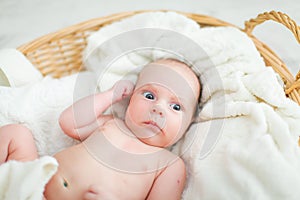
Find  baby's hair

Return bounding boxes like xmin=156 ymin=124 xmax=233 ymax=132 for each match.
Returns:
xmin=154 ymin=58 xmax=188 ymax=67
xmin=154 ymin=58 xmax=202 ymax=123
xmin=154 ymin=58 xmax=202 ymax=100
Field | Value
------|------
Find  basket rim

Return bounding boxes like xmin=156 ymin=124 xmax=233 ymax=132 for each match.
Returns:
xmin=16 ymin=10 xmax=300 ymax=105
xmin=17 ymin=10 xmax=236 ymax=53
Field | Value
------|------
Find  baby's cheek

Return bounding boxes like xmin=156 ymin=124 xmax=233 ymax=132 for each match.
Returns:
xmin=130 ymin=100 xmax=149 ymax=117
xmin=173 ymin=114 xmax=189 ymax=133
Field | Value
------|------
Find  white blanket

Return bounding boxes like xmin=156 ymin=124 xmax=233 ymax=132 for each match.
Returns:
xmin=83 ymin=11 xmax=300 ymax=200
xmin=1 ymin=11 xmax=300 ymax=200
xmin=0 ymin=72 xmax=96 ymax=199
xmin=0 ymin=49 xmax=42 ymax=87
xmin=0 ymin=72 xmax=96 ymax=156
xmin=178 ymin=69 xmax=300 ymax=200
xmin=0 ymin=156 xmax=58 ymax=200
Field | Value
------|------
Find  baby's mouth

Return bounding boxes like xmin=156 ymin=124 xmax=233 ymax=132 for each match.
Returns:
xmin=143 ymin=121 xmax=163 ymax=134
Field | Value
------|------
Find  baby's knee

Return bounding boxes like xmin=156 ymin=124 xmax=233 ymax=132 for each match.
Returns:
xmin=0 ymin=124 xmax=32 ymax=138
xmin=0 ymin=124 xmax=37 ymax=162
xmin=0 ymin=124 xmax=35 ymax=151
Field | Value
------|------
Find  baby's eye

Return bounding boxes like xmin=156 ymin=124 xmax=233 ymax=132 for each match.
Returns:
xmin=143 ymin=91 xmax=155 ymax=100
xmin=170 ymin=103 xmax=181 ymax=111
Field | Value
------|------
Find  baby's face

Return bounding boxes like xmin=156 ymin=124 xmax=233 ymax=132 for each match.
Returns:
xmin=125 ymin=61 xmax=200 ymax=147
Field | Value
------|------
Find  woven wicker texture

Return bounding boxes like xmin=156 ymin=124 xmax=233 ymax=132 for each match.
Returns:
xmin=17 ymin=10 xmax=300 ymax=104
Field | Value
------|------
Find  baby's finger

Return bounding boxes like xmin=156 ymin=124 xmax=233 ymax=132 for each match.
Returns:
xmin=123 ymin=87 xmax=133 ymax=97
xmin=124 ymin=82 xmax=135 ymax=96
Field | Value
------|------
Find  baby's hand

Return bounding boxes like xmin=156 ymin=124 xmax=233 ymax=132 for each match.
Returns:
xmin=83 ymin=185 xmax=116 ymax=200
xmin=111 ymin=80 xmax=134 ymax=102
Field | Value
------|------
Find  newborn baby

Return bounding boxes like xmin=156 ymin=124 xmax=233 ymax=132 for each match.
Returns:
xmin=0 ymin=58 xmax=201 ymax=200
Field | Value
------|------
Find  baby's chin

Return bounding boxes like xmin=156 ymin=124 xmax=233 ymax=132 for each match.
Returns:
xmin=135 ymin=128 xmax=183 ymax=148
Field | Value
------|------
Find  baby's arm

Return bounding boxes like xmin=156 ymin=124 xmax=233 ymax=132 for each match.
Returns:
xmin=147 ymin=158 xmax=186 ymax=200
xmin=59 ymin=80 xmax=134 ymax=141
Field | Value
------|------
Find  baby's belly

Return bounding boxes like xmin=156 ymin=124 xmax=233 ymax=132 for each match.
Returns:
xmin=44 ymin=142 xmax=155 ymax=200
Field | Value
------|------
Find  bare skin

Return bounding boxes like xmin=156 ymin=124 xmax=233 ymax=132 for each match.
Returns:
xmin=44 ymin=118 xmax=185 ymax=200
xmin=0 ymin=59 xmax=200 ymax=200
xmin=0 ymin=124 xmax=38 ymax=163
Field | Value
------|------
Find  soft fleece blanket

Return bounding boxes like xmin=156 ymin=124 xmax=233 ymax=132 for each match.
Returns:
xmin=0 ymin=156 xmax=57 ymax=200
xmin=0 ymin=72 xmax=96 ymax=199
xmin=84 ymin=12 xmax=300 ymax=200
xmin=1 ymin=11 xmax=300 ymax=199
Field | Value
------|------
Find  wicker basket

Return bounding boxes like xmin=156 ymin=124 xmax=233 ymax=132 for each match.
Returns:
xmin=17 ymin=10 xmax=300 ymax=105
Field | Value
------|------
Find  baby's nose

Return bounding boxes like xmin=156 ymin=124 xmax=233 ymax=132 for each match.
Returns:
xmin=151 ymin=105 xmax=165 ymax=117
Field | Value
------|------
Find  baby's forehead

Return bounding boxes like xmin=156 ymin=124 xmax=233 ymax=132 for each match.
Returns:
xmin=136 ymin=63 xmax=199 ymax=103
xmin=139 ymin=83 xmax=180 ymax=96
xmin=137 ymin=61 xmax=200 ymax=96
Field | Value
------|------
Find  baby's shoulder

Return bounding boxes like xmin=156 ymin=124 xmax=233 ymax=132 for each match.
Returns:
xmin=155 ymin=149 xmax=183 ymax=168
xmin=100 ymin=116 xmax=124 ymax=129
xmin=103 ymin=116 xmax=124 ymax=125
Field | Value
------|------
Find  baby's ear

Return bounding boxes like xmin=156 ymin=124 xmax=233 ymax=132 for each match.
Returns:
xmin=191 ymin=106 xmax=202 ymax=123
xmin=192 ymin=115 xmax=201 ymax=123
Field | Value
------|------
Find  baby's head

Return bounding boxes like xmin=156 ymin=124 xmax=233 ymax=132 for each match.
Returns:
xmin=125 ymin=58 xmax=201 ymax=147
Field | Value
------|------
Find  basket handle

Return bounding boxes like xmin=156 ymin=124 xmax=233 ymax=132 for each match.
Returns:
xmin=245 ymin=11 xmax=300 ymax=146
xmin=244 ymin=11 xmax=300 ymax=43
xmin=244 ymin=11 xmax=300 ymax=101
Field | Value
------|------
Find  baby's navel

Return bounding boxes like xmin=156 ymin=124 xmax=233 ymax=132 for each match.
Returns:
xmin=63 ymin=178 xmax=69 ymax=188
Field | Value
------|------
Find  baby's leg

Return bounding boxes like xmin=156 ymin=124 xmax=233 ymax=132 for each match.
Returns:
xmin=0 ymin=124 xmax=38 ymax=164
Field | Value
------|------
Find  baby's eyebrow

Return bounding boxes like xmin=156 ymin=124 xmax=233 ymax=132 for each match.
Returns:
xmin=141 ymin=84 xmax=158 ymax=93
xmin=148 ymin=85 xmax=159 ymax=93
xmin=171 ymin=96 xmax=187 ymax=106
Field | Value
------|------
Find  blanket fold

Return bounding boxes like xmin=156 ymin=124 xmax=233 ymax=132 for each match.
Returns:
xmin=0 ymin=156 xmax=58 ymax=200
xmin=0 ymin=49 xmax=42 ymax=87
xmin=1 ymin=11 xmax=300 ymax=200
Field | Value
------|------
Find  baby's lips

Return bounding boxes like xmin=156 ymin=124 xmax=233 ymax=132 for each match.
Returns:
xmin=144 ymin=120 xmax=161 ymax=130
xmin=149 ymin=116 xmax=166 ymax=130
